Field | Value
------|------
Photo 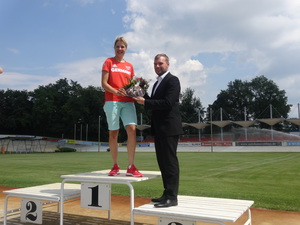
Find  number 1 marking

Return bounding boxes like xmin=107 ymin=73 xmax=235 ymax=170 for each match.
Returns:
xmin=88 ymin=185 xmax=102 ymax=207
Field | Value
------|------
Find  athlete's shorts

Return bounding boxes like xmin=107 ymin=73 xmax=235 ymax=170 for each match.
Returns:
xmin=103 ymin=101 xmax=137 ymax=130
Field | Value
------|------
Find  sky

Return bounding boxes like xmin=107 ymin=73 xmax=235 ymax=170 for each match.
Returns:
xmin=1 ymin=0 xmax=300 ymax=119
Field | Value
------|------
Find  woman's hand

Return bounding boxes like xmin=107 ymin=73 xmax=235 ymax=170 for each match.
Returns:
xmin=116 ymin=88 xmax=127 ymax=96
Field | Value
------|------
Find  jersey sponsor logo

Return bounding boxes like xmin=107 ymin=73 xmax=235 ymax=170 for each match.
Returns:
xmin=111 ymin=67 xmax=131 ymax=75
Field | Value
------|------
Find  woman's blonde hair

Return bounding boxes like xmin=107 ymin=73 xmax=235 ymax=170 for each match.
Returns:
xmin=114 ymin=36 xmax=128 ymax=48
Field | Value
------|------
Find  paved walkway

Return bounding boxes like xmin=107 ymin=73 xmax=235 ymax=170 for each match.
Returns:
xmin=72 ymin=145 xmax=300 ymax=153
xmin=137 ymin=145 xmax=300 ymax=153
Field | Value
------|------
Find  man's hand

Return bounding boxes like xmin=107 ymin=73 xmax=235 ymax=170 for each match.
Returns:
xmin=133 ymin=96 xmax=145 ymax=105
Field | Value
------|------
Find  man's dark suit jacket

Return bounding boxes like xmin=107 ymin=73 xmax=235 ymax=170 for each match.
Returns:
xmin=143 ymin=72 xmax=183 ymax=200
xmin=144 ymin=72 xmax=183 ymax=137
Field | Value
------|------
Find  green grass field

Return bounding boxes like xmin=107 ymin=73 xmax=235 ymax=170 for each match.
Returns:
xmin=0 ymin=151 xmax=299 ymax=211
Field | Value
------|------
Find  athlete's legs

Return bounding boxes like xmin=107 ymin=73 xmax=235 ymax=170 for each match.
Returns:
xmin=126 ymin=124 xmax=136 ymax=165
xmin=104 ymin=102 xmax=121 ymax=166
xmin=120 ymin=103 xmax=137 ymax=166
xmin=109 ymin=129 xmax=119 ymax=165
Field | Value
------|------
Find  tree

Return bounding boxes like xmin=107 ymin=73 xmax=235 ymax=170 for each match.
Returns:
xmin=29 ymin=78 xmax=108 ymax=141
xmin=1 ymin=76 xmax=292 ymax=140
xmin=249 ymin=76 xmax=290 ymax=119
xmin=76 ymin=86 xmax=106 ymax=141
xmin=179 ymin=88 xmax=205 ymax=135
xmin=0 ymin=78 xmax=150 ymax=142
xmin=0 ymin=89 xmax=33 ymax=134
xmin=211 ymin=75 xmax=291 ymax=130
xmin=211 ymin=79 xmax=252 ymax=121
xmin=30 ymin=79 xmax=82 ymax=137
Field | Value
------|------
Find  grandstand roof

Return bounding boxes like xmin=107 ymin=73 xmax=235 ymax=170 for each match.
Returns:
xmin=136 ymin=118 xmax=300 ymax=130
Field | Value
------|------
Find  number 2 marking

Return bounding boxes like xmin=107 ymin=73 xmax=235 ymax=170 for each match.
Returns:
xmin=25 ymin=201 xmax=38 ymax=221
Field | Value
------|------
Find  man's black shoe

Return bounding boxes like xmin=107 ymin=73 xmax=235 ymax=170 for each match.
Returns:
xmin=151 ymin=196 xmax=166 ymax=203
xmin=154 ymin=199 xmax=178 ymax=208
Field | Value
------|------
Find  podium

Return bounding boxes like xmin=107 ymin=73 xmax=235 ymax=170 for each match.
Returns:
xmin=60 ymin=170 xmax=161 ymax=225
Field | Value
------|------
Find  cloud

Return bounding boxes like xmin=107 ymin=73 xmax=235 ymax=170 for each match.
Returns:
xmin=77 ymin=0 xmax=96 ymax=6
xmin=76 ymin=0 xmax=106 ymax=6
xmin=121 ymin=0 xmax=300 ymax=117
xmin=8 ymin=48 xmax=20 ymax=55
xmin=173 ymin=59 xmax=207 ymax=98
xmin=0 ymin=72 xmax=54 ymax=91
xmin=124 ymin=51 xmax=207 ymax=98
xmin=123 ymin=0 xmax=300 ymax=67
xmin=0 ymin=58 xmax=103 ymax=91
xmin=53 ymin=58 xmax=103 ymax=88
xmin=2 ymin=0 xmax=300 ymax=119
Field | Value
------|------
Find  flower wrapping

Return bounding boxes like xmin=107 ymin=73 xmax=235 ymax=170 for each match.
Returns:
xmin=126 ymin=85 xmax=145 ymax=97
xmin=124 ymin=77 xmax=150 ymax=97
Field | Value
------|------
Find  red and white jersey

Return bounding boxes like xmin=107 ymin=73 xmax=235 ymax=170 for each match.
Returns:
xmin=102 ymin=57 xmax=135 ymax=102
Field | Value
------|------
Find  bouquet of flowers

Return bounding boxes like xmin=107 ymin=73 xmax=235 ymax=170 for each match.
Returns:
xmin=124 ymin=77 xmax=150 ymax=97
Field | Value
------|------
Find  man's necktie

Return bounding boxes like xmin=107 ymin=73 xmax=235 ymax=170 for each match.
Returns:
xmin=152 ymin=76 xmax=162 ymax=96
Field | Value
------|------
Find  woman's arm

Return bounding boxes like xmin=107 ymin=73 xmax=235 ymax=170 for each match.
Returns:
xmin=101 ymin=70 xmax=126 ymax=96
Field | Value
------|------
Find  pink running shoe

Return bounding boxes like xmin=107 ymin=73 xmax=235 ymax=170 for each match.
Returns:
xmin=108 ymin=164 xmax=120 ymax=176
xmin=126 ymin=164 xmax=143 ymax=177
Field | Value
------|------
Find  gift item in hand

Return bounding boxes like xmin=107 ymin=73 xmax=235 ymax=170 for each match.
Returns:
xmin=126 ymin=85 xmax=145 ymax=97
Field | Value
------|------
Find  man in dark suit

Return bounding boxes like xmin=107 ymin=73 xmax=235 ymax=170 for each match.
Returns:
xmin=134 ymin=53 xmax=183 ymax=208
